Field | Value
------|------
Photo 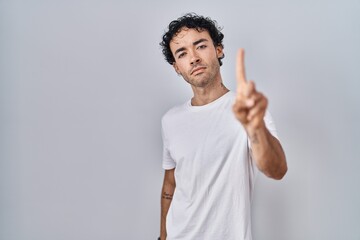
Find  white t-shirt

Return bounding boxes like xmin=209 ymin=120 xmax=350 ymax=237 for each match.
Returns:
xmin=161 ymin=91 xmax=278 ymax=240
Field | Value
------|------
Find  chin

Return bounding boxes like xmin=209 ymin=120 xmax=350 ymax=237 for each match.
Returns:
xmin=188 ymin=76 xmax=211 ymax=87
xmin=192 ymin=81 xmax=211 ymax=88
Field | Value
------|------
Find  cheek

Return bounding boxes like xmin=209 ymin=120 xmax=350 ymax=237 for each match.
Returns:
xmin=209 ymin=52 xmax=220 ymax=64
xmin=177 ymin=62 xmax=189 ymax=73
xmin=206 ymin=51 xmax=217 ymax=61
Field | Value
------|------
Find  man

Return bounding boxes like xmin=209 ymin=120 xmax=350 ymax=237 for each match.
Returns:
xmin=158 ymin=13 xmax=287 ymax=240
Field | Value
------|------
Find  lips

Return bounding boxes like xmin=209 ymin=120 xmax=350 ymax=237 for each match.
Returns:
xmin=191 ymin=66 xmax=206 ymax=75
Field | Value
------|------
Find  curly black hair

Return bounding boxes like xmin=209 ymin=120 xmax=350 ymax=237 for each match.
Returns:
xmin=160 ymin=13 xmax=225 ymax=66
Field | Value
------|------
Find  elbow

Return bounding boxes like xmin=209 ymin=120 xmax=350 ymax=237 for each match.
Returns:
xmin=262 ymin=159 xmax=287 ymax=180
xmin=271 ymin=162 xmax=288 ymax=180
xmin=272 ymin=166 xmax=287 ymax=180
xmin=257 ymin=151 xmax=288 ymax=180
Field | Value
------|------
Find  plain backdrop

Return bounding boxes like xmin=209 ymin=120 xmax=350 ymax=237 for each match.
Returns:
xmin=1 ymin=0 xmax=359 ymax=239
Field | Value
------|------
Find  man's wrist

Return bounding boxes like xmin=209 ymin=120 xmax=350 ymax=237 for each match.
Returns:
xmin=246 ymin=120 xmax=266 ymax=140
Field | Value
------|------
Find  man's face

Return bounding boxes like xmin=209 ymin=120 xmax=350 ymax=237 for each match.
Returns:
xmin=170 ymin=28 xmax=224 ymax=88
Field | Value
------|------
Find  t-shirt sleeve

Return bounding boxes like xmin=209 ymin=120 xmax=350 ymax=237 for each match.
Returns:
xmin=161 ymin=119 xmax=176 ymax=170
xmin=264 ymin=110 xmax=278 ymax=139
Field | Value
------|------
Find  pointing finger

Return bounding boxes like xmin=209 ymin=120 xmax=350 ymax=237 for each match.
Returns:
xmin=236 ymin=48 xmax=247 ymax=89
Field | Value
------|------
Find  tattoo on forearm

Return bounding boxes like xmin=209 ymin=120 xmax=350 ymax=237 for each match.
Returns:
xmin=250 ymin=133 xmax=259 ymax=144
xmin=162 ymin=192 xmax=173 ymax=200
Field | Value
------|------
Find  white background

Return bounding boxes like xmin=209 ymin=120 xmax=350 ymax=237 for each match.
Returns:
xmin=1 ymin=0 xmax=359 ymax=239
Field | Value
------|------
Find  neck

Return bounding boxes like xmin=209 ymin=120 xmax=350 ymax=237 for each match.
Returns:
xmin=190 ymin=76 xmax=229 ymax=106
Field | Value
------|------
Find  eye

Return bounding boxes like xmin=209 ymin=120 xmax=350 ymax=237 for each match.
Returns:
xmin=178 ymin=52 xmax=186 ymax=58
xmin=197 ymin=45 xmax=207 ymax=49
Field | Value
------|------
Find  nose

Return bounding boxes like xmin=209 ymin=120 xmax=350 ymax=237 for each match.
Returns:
xmin=190 ymin=51 xmax=201 ymax=65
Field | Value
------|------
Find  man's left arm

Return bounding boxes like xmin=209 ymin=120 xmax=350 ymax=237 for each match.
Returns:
xmin=248 ymin=121 xmax=287 ymax=179
xmin=233 ymin=49 xmax=287 ymax=180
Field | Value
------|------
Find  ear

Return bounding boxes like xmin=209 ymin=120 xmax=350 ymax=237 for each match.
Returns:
xmin=216 ymin=45 xmax=224 ymax=58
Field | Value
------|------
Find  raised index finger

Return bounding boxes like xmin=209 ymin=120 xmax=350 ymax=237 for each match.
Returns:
xmin=236 ymin=48 xmax=247 ymax=88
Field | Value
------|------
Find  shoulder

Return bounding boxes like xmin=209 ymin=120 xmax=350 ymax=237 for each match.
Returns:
xmin=161 ymin=101 xmax=188 ymax=126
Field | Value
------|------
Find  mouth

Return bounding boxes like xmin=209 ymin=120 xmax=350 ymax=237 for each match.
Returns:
xmin=191 ymin=66 xmax=206 ymax=75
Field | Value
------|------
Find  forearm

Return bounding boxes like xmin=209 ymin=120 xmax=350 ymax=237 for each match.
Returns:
xmin=248 ymin=122 xmax=287 ymax=180
xmin=160 ymin=182 xmax=175 ymax=239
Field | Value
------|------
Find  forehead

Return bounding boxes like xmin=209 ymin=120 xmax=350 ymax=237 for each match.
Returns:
xmin=170 ymin=28 xmax=212 ymax=49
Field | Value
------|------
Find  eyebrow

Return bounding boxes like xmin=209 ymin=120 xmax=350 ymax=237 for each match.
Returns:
xmin=174 ymin=38 xmax=209 ymax=55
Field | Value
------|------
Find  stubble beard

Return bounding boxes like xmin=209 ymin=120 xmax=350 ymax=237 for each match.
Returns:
xmin=183 ymin=60 xmax=220 ymax=88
